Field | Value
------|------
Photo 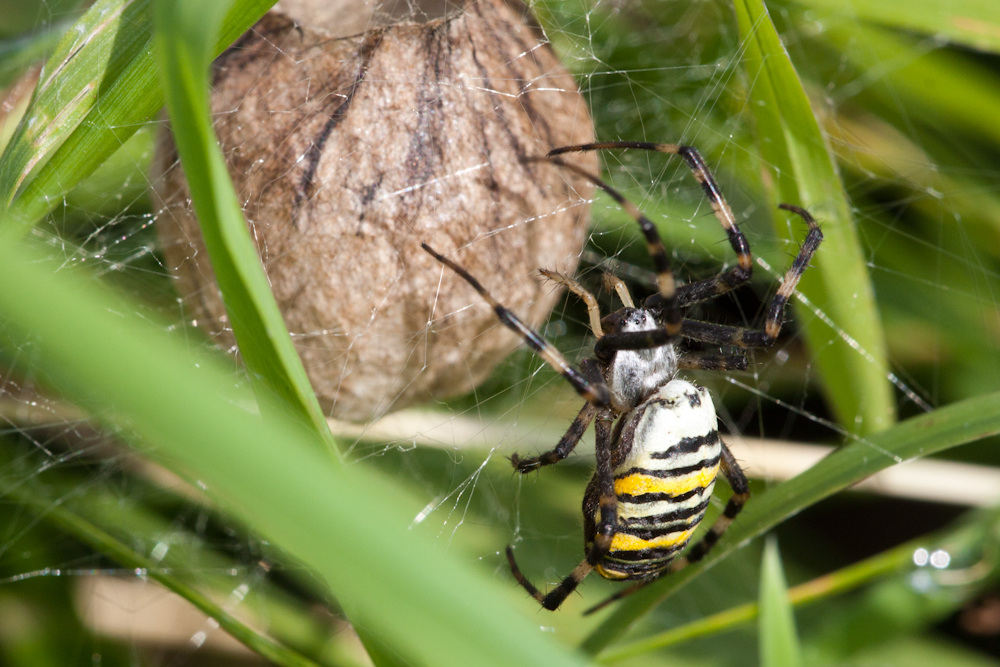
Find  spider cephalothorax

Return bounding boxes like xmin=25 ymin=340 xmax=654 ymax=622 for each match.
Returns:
xmin=422 ymin=141 xmax=822 ymax=612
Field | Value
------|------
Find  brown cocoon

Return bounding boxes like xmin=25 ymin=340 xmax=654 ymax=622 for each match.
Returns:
xmin=154 ymin=0 xmax=595 ymax=420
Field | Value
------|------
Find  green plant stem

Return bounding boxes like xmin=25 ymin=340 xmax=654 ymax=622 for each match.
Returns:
xmin=598 ymin=536 xmax=911 ymax=663
xmin=1 ymin=463 xmax=323 ymax=667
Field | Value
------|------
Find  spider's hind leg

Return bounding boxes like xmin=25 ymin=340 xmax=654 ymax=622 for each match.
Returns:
xmin=506 ymin=546 xmax=595 ymax=610
xmin=670 ymin=441 xmax=750 ymax=569
xmin=507 ymin=411 xmax=618 ymax=610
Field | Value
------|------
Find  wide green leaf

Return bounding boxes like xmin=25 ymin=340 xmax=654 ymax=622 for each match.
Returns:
xmin=0 ymin=0 xmax=275 ymax=242
xmin=734 ymin=0 xmax=894 ymax=434
xmin=0 ymin=233 xmax=595 ymax=666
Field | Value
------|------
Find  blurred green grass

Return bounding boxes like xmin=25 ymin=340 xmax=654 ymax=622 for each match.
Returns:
xmin=1 ymin=0 xmax=1000 ymax=665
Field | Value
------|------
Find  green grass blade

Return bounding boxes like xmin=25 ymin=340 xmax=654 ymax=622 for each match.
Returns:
xmin=152 ymin=0 xmax=337 ymax=455
xmin=599 ymin=506 xmax=1000 ymax=662
xmin=0 ymin=436 xmax=362 ymax=665
xmin=820 ymin=20 xmax=1000 ymax=155
xmin=0 ymin=236 xmax=594 ymax=667
xmin=599 ymin=539 xmax=909 ymax=662
xmin=735 ymin=0 xmax=894 ymax=434
xmin=791 ymin=0 xmax=1000 ymax=54
xmin=0 ymin=0 xmax=153 ymax=206
xmin=0 ymin=0 xmax=274 ymax=242
xmin=580 ymin=390 xmax=1000 ymax=655
xmin=0 ymin=451 xmax=322 ymax=667
xmin=0 ymin=19 xmax=70 ymax=90
xmin=758 ymin=538 xmax=802 ymax=667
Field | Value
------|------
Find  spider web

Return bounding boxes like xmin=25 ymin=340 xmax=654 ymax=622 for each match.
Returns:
xmin=2 ymin=0 xmax=999 ymax=663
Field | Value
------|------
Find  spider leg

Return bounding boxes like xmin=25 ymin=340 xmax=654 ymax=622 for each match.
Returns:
xmin=602 ymin=273 xmax=635 ymax=308
xmin=548 ymin=142 xmax=753 ymax=309
xmin=539 ymin=269 xmax=604 ymax=338
xmin=762 ymin=204 xmax=824 ymax=343
xmin=681 ymin=320 xmax=768 ymax=348
xmin=680 ymin=205 xmax=823 ymax=349
xmin=506 ymin=546 xmax=594 ymax=608
xmin=510 ymin=401 xmax=598 ymax=473
xmin=592 ymin=326 xmax=675 ymax=360
xmin=422 ymin=243 xmax=611 ymax=407
xmin=507 ymin=411 xmax=618 ymax=610
xmin=582 ymin=575 xmax=657 ymax=615
xmin=541 ymin=157 xmax=682 ymax=338
xmin=583 ymin=440 xmax=750 ymax=615
xmin=677 ymin=352 xmax=749 ymax=372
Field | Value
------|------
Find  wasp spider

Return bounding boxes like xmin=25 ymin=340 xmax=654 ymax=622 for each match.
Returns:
xmin=422 ymin=141 xmax=823 ymax=613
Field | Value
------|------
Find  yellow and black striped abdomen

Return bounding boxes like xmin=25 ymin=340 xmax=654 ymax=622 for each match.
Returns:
xmin=589 ymin=379 xmax=722 ymax=580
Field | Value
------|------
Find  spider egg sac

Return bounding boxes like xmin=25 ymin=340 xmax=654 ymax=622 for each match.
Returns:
xmin=153 ymin=0 xmax=596 ymax=421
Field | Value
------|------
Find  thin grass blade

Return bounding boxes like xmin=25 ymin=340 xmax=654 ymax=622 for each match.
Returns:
xmin=152 ymin=0 xmax=336 ymax=453
xmin=759 ymin=538 xmax=802 ymax=667
xmin=735 ymin=0 xmax=894 ymax=434
xmin=0 ymin=0 xmax=274 ymax=242
xmin=0 ymin=0 xmax=152 ymax=206
xmin=791 ymin=0 xmax=1000 ymax=54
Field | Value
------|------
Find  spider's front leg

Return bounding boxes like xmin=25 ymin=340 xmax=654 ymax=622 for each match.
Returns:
xmin=422 ymin=243 xmax=614 ymax=475
xmin=508 ymin=271 xmax=612 ymax=473
xmin=540 ymin=156 xmax=682 ymax=337
xmin=548 ymin=142 xmax=754 ymax=309
xmin=421 ymin=243 xmax=611 ymax=407
xmin=679 ymin=204 xmax=823 ymax=350
xmin=508 ymin=412 xmax=618 ymax=610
